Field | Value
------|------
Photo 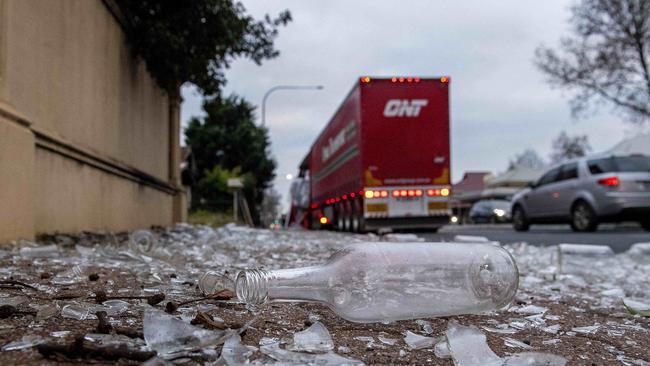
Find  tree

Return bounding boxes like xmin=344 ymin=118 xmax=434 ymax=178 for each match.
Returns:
xmin=184 ymin=95 xmax=275 ymax=221
xmin=535 ymin=0 xmax=650 ymax=123
xmin=550 ymin=131 xmax=592 ymax=163
xmin=509 ymin=149 xmax=546 ymax=170
xmin=115 ymin=0 xmax=291 ymax=96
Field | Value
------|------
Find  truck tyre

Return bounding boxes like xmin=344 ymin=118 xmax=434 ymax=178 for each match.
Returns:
xmin=512 ymin=206 xmax=530 ymax=232
xmin=356 ymin=198 xmax=366 ymax=233
xmin=343 ymin=202 xmax=352 ymax=232
xmin=640 ymin=220 xmax=650 ymax=231
xmin=350 ymin=202 xmax=359 ymax=232
xmin=336 ymin=203 xmax=345 ymax=231
xmin=570 ymin=201 xmax=598 ymax=232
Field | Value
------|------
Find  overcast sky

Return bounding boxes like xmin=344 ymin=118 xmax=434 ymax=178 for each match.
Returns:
xmin=181 ymin=0 xmax=645 ymax=210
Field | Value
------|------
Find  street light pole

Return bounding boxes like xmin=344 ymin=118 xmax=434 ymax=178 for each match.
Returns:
xmin=261 ymin=85 xmax=324 ymax=126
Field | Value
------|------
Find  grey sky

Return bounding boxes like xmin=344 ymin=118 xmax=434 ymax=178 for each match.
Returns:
xmin=181 ymin=0 xmax=643 ymax=209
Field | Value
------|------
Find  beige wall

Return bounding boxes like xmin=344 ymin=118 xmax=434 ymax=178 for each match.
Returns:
xmin=0 ymin=0 xmax=184 ymax=241
xmin=0 ymin=112 xmax=34 ymax=242
xmin=34 ymin=148 xmax=173 ymax=234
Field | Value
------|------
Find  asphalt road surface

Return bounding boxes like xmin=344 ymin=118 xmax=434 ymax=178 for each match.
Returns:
xmin=417 ymin=224 xmax=650 ymax=253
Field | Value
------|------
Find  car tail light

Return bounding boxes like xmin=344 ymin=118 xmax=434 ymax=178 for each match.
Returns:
xmin=598 ymin=176 xmax=620 ymax=187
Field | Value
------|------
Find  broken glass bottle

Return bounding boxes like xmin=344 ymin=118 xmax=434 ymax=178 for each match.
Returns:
xmin=233 ymin=242 xmax=519 ymax=323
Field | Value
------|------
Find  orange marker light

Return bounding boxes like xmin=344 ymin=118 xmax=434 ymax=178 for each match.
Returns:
xmin=440 ymin=188 xmax=450 ymax=196
xmin=440 ymin=76 xmax=449 ymax=83
xmin=319 ymin=217 xmax=329 ymax=225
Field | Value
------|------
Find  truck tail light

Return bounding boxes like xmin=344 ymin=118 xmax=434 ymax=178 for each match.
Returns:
xmin=415 ymin=189 xmax=422 ymax=196
xmin=598 ymin=176 xmax=619 ymax=187
xmin=427 ymin=188 xmax=451 ymax=196
xmin=365 ymin=190 xmax=388 ymax=199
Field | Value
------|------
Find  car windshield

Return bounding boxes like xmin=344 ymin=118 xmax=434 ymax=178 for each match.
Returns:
xmin=588 ymin=156 xmax=650 ymax=174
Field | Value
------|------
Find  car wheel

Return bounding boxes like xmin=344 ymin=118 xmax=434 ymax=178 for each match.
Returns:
xmin=641 ymin=221 xmax=650 ymax=231
xmin=571 ymin=201 xmax=598 ymax=232
xmin=512 ymin=206 xmax=530 ymax=232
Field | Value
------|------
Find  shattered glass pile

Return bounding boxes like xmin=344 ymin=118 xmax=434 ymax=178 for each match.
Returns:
xmin=0 ymin=224 xmax=648 ymax=365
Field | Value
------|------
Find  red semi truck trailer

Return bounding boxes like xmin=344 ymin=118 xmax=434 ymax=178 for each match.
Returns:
xmin=291 ymin=76 xmax=451 ymax=232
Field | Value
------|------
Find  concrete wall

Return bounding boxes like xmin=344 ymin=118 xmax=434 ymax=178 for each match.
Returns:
xmin=0 ymin=0 xmax=184 ymax=242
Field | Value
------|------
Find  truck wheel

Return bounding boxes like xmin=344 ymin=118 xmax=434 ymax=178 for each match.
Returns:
xmin=512 ymin=206 xmax=530 ymax=232
xmin=350 ymin=200 xmax=360 ymax=232
xmin=343 ymin=202 xmax=352 ymax=232
xmin=571 ymin=201 xmax=598 ymax=232
xmin=640 ymin=221 xmax=650 ymax=231
xmin=336 ymin=203 xmax=345 ymax=231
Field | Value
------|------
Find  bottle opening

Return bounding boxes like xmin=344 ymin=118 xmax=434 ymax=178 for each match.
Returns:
xmin=235 ymin=269 xmax=271 ymax=305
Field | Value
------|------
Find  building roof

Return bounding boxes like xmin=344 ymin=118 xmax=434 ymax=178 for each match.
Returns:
xmin=453 ymin=172 xmax=491 ymax=194
xmin=485 ymin=165 xmax=544 ymax=188
xmin=606 ymin=133 xmax=650 ymax=156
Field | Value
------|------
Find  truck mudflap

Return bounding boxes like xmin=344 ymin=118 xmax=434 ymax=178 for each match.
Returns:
xmin=364 ymin=216 xmax=450 ymax=230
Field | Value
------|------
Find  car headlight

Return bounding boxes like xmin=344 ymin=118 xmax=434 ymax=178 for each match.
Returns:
xmin=493 ymin=209 xmax=506 ymax=217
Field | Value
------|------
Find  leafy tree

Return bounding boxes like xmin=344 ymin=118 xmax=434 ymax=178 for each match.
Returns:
xmin=509 ymin=149 xmax=546 ymax=170
xmin=184 ymin=95 xmax=275 ymax=221
xmin=115 ymin=0 xmax=291 ymax=96
xmin=195 ymin=165 xmax=253 ymax=211
xmin=550 ymin=131 xmax=592 ymax=163
xmin=535 ymin=0 xmax=650 ymax=123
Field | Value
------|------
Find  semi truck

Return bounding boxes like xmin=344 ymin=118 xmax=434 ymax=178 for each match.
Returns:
xmin=289 ymin=76 xmax=451 ymax=232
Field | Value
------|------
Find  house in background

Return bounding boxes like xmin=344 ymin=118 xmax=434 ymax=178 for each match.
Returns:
xmin=0 ymin=0 xmax=185 ymax=242
xmin=606 ymin=133 xmax=650 ymax=156
xmin=482 ymin=165 xmax=545 ymax=200
xmin=450 ymin=172 xmax=491 ymax=223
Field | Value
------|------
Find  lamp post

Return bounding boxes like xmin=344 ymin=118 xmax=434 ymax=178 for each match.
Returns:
xmin=261 ymin=85 xmax=324 ymax=126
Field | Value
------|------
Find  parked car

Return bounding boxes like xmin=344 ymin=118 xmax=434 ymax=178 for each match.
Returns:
xmin=469 ymin=199 xmax=512 ymax=223
xmin=511 ymin=154 xmax=650 ymax=232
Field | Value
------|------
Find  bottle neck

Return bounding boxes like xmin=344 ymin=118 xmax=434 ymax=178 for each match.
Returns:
xmin=235 ymin=266 xmax=329 ymax=305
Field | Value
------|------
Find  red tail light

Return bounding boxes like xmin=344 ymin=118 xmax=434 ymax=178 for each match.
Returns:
xmin=598 ymin=176 xmax=619 ymax=187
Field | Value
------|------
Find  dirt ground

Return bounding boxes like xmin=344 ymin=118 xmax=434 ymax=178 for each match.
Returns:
xmin=0 ymin=225 xmax=649 ymax=365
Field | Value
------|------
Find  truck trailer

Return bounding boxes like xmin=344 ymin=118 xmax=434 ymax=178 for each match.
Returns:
xmin=291 ymin=76 xmax=451 ymax=232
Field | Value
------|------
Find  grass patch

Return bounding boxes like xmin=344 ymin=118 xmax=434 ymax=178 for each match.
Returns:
xmin=188 ymin=210 xmax=236 ymax=228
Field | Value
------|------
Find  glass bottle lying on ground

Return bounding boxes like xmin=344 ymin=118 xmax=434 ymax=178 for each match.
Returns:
xmin=203 ymin=242 xmax=519 ymax=323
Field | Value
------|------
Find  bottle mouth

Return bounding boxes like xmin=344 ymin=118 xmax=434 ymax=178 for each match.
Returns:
xmin=235 ymin=269 xmax=271 ymax=305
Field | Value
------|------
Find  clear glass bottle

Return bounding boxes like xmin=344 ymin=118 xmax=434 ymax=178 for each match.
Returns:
xmin=233 ymin=242 xmax=519 ymax=323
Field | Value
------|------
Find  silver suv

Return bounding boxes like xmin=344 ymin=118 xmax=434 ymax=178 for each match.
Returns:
xmin=511 ymin=154 xmax=650 ymax=232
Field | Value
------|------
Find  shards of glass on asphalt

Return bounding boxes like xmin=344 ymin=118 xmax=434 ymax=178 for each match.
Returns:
xmin=2 ymin=224 xmax=650 ymax=364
